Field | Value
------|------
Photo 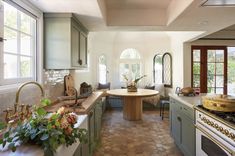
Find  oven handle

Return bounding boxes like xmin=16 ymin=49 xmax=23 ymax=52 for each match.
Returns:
xmin=196 ymin=125 xmax=235 ymax=156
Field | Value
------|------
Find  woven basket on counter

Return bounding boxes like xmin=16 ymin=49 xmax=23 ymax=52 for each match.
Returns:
xmin=202 ymin=94 xmax=235 ymax=112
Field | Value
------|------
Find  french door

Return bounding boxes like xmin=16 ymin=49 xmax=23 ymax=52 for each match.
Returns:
xmin=192 ymin=46 xmax=227 ymax=94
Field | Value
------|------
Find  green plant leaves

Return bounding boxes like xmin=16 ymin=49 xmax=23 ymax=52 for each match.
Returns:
xmin=4 ymin=131 xmax=9 ymax=138
xmin=40 ymin=133 xmax=49 ymax=141
xmin=0 ymin=122 xmax=6 ymax=130
xmin=37 ymin=108 xmax=47 ymax=116
xmin=41 ymin=98 xmax=52 ymax=107
xmin=0 ymin=104 xmax=88 ymax=156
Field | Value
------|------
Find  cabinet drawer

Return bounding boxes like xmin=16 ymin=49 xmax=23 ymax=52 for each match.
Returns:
xmin=170 ymin=97 xmax=194 ymax=120
xmin=170 ymin=98 xmax=181 ymax=111
xmin=181 ymin=104 xmax=194 ymax=120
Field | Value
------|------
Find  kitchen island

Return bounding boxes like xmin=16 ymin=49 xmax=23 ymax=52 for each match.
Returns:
xmin=169 ymin=93 xmax=205 ymax=156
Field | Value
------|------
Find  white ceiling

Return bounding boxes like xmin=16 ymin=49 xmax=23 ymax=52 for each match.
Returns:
xmin=28 ymin=0 xmax=235 ymax=40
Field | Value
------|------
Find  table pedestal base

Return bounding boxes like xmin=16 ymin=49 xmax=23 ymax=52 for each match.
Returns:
xmin=123 ymin=96 xmax=142 ymax=121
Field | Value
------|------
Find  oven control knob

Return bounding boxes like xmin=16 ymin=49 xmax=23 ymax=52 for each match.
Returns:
xmin=219 ymin=126 xmax=223 ymax=132
xmin=230 ymin=133 xmax=235 ymax=139
xmin=224 ymin=130 xmax=229 ymax=136
xmin=202 ymin=117 xmax=206 ymax=121
xmin=210 ymin=122 xmax=214 ymax=127
xmin=214 ymin=124 xmax=219 ymax=129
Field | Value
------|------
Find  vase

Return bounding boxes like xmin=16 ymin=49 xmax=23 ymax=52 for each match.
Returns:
xmin=127 ymin=82 xmax=137 ymax=92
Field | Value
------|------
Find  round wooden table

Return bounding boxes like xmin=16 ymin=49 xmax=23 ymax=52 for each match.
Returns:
xmin=107 ymin=89 xmax=158 ymax=121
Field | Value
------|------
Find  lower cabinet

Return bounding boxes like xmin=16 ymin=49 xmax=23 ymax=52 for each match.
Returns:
xmin=72 ymin=97 xmax=104 ymax=156
xmin=73 ymin=144 xmax=82 ymax=156
xmin=170 ymin=97 xmax=195 ymax=156
xmin=87 ymin=99 xmax=104 ymax=156
xmin=88 ymin=108 xmax=95 ymax=156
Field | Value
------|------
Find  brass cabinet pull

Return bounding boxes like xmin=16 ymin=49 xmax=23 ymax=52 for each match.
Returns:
xmin=78 ymin=59 xmax=82 ymax=65
xmin=177 ymin=116 xmax=181 ymax=121
xmin=89 ymin=111 xmax=93 ymax=117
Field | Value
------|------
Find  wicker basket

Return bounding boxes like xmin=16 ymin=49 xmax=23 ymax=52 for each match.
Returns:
xmin=202 ymin=94 xmax=235 ymax=112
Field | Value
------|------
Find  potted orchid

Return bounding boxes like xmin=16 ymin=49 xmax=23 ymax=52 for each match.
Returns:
xmin=123 ymin=74 xmax=147 ymax=92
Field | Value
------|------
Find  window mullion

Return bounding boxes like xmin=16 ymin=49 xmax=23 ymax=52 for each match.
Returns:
xmin=17 ymin=10 xmax=21 ymax=80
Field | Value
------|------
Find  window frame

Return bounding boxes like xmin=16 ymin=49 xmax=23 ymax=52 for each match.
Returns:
xmin=98 ymin=54 xmax=107 ymax=84
xmin=153 ymin=52 xmax=172 ymax=88
xmin=153 ymin=54 xmax=162 ymax=84
xmin=191 ymin=45 xmax=228 ymax=94
xmin=119 ymin=48 xmax=142 ymax=82
xmin=0 ymin=0 xmax=39 ymax=86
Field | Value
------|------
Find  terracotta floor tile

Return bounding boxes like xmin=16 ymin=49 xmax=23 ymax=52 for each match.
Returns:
xmin=94 ymin=109 xmax=183 ymax=156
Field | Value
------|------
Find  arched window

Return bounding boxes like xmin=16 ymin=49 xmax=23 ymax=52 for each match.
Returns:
xmin=119 ymin=48 xmax=141 ymax=82
xmin=153 ymin=52 xmax=172 ymax=87
xmin=153 ymin=54 xmax=163 ymax=84
xmin=98 ymin=55 xmax=107 ymax=84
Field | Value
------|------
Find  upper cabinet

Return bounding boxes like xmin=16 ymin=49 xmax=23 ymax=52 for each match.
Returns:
xmin=44 ymin=13 xmax=88 ymax=69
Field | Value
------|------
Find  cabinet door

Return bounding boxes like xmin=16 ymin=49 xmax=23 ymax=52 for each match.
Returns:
xmin=95 ymin=101 xmax=102 ymax=141
xmin=79 ymin=32 xmax=87 ymax=67
xmin=181 ymin=113 xmax=195 ymax=156
xmin=71 ymin=25 xmax=80 ymax=67
xmin=171 ymin=109 xmax=182 ymax=146
xmin=88 ymin=109 xmax=95 ymax=155
xmin=73 ymin=144 xmax=82 ymax=156
xmin=81 ymin=143 xmax=89 ymax=156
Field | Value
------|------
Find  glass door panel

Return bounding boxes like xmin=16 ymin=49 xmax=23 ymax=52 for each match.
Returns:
xmin=192 ymin=49 xmax=201 ymax=90
xmin=228 ymin=47 xmax=235 ymax=96
xmin=207 ymin=49 xmax=226 ymax=94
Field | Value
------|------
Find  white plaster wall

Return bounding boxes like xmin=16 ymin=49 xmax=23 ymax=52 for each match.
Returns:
xmin=72 ymin=31 xmax=172 ymax=90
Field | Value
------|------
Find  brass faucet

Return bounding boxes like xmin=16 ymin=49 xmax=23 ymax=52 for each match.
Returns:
xmin=4 ymin=81 xmax=45 ymax=123
xmin=15 ymin=81 xmax=45 ymax=105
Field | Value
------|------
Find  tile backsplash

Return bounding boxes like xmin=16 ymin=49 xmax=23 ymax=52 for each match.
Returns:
xmin=0 ymin=70 xmax=69 ymax=121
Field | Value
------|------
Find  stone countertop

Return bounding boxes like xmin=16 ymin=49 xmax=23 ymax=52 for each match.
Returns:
xmin=46 ymin=91 xmax=104 ymax=115
xmin=0 ymin=91 xmax=104 ymax=156
xmin=169 ymin=93 xmax=208 ymax=108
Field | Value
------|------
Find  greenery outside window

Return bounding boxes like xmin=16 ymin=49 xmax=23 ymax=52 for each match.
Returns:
xmin=0 ymin=1 xmax=37 ymax=85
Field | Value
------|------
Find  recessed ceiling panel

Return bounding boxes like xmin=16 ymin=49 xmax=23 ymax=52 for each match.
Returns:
xmin=202 ymin=0 xmax=235 ymax=6
xmin=106 ymin=0 xmax=172 ymax=9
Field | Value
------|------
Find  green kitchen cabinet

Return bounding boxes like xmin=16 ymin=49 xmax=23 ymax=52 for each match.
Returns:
xmin=170 ymin=97 xmax=195 ymax=156
xmin=73 ymin=144 xmax=82 ymax=156
xmin=88 ymin=108 xmax=95 ymax=156
xmin=87 ymin=99 xmax=104 ymax=156
xmin=181 ymin=112 xmax=195 ymax=156
xmin=95 ymin=100 xmax=103 ymax=141
xmin=44 ymin=13 xmax=88 ymax=69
